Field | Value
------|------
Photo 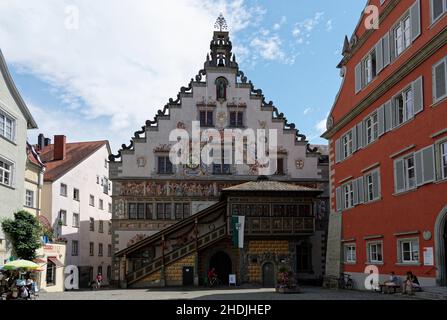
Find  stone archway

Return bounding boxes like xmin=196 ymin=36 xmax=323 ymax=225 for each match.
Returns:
xmin=209 ymin=251 xmax=232 ymax=285
xmin=435 ymin=205 xmax=447 ymax=286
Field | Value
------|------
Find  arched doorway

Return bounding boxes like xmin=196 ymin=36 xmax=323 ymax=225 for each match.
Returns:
xmin=435 ymin=206 xmax=447 ymax=286
xmin=209 ymin=251 xmax=232 ymax=285
xmin=444 ymin=222 xmax=447 ymax=285
xmin=262 ymin=262 xmax=275 ymax=288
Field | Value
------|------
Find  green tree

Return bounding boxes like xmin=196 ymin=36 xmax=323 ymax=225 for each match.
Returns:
xmin=1 ymin=211 xmax=43 ymax=260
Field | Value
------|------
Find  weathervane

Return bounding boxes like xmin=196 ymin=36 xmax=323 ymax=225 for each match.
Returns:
xmin=214 ymin=14 xmax=228 ymax=31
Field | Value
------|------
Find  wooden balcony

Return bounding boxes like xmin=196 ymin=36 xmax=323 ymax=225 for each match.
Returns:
xmin=245 ymin=216 xmax=315 ymax=236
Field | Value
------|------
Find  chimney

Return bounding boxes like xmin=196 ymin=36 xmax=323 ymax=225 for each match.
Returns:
xmin=38 ymin=134 xmax=45 ymax=150
xmin=53 ymin=135 xmax=66 ymax=161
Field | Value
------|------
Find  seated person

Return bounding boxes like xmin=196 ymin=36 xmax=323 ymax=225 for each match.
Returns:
xmin=383 ymin=272 xmax=401 ymax=293
xmin=402 ymin=271 xmax=420 ymax=295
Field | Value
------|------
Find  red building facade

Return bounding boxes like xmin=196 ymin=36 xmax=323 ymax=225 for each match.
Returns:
xmin=323 ymin=0 xmax=447 ymax=288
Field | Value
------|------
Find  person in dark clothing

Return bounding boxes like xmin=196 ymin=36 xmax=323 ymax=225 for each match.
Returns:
xmin=402 ymin=271 xmax=420 ymax=295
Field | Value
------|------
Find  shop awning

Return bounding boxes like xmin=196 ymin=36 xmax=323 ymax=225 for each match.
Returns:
xmin=33 ymin=258 xmax=46 ymax=264
xmin=47 ymin=257 xmax=64 ymax=267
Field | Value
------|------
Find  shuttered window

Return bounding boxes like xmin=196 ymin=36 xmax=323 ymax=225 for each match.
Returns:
xmin=441 ymin=142 xmax=447 ymax=180
xmin=343 ymin=182 xmax=354 ymax=210
xmin=365 ymin=112 xmax=379 ymax=145
xmin=364 ymin=169 xmax=381 ymax=202
xmin=393 ymin=87 xmax=414 ymax=127
xmin=390 ymin=1 xmax=420 ymax=60
xmin=394 ymin=146 xmax=436 ymax=194
xmin=342 ymin=131 xmax=354 ymax=158
xmin=433 ymin=57 xmax=447 ymax=103
xmin=336 ymin=187 xmax=342 ymax=212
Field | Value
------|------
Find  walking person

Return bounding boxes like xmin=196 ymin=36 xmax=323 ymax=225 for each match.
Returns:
xmin=96 ymin=273 xmax=103 ymax=290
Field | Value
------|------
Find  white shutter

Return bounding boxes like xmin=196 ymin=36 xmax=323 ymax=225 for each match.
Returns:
xmin=391 ymin=98 xmax=397 ymax=128
xmin=372 ymin=170 xmax=381 ymax=200
xmin=394 ymin=159 xmax=406 ymax=193
xmin=352 ymin=128 xmax=358 ymax=152
xmin=415 ymin=150 xmax=424 ymax=186
xmin=357 ymin=122 xmax=364 ymax=149
xmin=389 ymin=30 xmax=396 ymax=62
xmin=336 ymin=187 xmax=342 ymax=212
xmin=384 ymin=100 xmax=393 ymax=132
xmin=412 ymin=76 xmax=424 ymax=114
xmin=377 ymin=105 xmax=385 ymax=136
xmin=383 ymin=33 xmax=390 ymax=68
xmin=357 ymin=177 xmax=365 ymax=204
xmin=422 ymin=145 xmax=436 ymax=184
xmin=410 ymin=0 xmax=421 ymax=42
xmin=355 ymin=62 xmax=362 ymax=94
xmin=353 ymin=180 xmax=359 ymax=206
xmin=375 ymin=39 xmax=384 ymax=74
xmin=335 ymin=139 xmax=341 ymax=163
xmin=433 ymin=59 xmax=447 ymax=102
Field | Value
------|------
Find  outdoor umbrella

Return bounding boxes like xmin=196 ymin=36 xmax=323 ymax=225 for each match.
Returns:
xmin=3 ymin=259 xmax=40 ymax=270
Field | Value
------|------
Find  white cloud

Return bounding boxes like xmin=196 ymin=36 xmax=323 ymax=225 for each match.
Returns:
xmin=315 ymin=113 xmax=329 ymax=134
xmin=249 ymin=35 xmax=295 ymax=65
xmin=273 ymin=16 xmax=287 ymax=30
xmin=292 ymin=12 xmax=332 ymax=45
xmin=303 ymin=108 xmax=312 ymax=115
xmin=0 ymin=0 xmax=264 ymax=151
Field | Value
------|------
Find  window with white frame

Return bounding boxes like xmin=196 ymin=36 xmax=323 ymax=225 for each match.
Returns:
xmin=431 ymin=0 xmax=447 ymax=24
xmin=433 ymin=57 xmax=447 ymax=103
xmin=343 ymin=182 xmax=354 ymax=210
xmin=441 ymin=141 xmax=447 ymax=179
xmin=59 ymin=210 xmax=67 ymax=226
xmin=108 ymin=203 xmax=112 ymax=213
xmin=404 ymin=155 xmax=416 ymax=190
xmin=99 ymin=220 xmax=104 ymax=233
xmin=73 ymin=188 xmax=80 ymax=201
xmin=60 ymin=183 xmax=67 ymax=197
xmin=25 ymin=189 xmax=34 ymax=208
xmin=0 ymin=111 xmax=15 ymax=141
xmin=363 ymin=51 xmax=377 ymax=85
xmin=342 ymin=131 xmax=353 ymax=158
xmin=365 ymin=112 xmax=379 ymax=145
xmin=367 ymin=242 xmax=383 ymax=263
xmin=72 ymin=213 xmax=79 ymax=228
xmin=394 ymin=16 xmax=411 ymax=57
xmin=89 ymin=195 xmax=95 ymax=207
xmin=365 ymin=173 xmax=375 ymax=202
xmin=394 ymin=88 xmax=414 ymax=127
xmin=99 ymin=199 xmax=104 ymax=210
xmin=398 ymin=239 xmax=419 ymax=263
xmin=344 ymin=244 xmax=357 ymax=263
xmin=0 ymin=158 xmax=13 ymax=187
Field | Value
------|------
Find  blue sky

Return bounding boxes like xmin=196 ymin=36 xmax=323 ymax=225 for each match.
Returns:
xmin=0 ymin=0 xmax=366 ymax=152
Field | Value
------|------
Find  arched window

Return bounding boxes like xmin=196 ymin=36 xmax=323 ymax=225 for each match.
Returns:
xmin=215 ymin=77 xmax=228 ymax=101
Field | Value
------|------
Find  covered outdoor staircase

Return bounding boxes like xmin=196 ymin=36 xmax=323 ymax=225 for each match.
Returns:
xmin=116 ymin=201 xmax=228 ymax=287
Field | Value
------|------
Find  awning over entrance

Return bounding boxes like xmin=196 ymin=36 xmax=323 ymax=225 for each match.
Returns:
xmin=47 ymin=256 xmax=64 ymax=267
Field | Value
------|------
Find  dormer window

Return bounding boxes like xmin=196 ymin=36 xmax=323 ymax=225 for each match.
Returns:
xmin=216 ymin=77 xmax=228 ymax=100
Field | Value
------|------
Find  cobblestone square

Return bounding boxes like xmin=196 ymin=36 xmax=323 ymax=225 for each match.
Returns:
xmin=39 ymin=286 xmax=418 ymax=300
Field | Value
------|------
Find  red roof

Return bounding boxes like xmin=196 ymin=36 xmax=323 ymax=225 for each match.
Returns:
xmin=40 ymin=140 xmax=108 ymax=182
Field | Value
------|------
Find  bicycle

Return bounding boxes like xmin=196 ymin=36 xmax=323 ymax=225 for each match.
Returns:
xmin=209 ymin=276 xmax=221 ymax=287
xmin=338 ymin=273 xmax=354 ymax=290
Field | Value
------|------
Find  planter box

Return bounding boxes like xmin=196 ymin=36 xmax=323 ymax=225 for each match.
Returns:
xmin=276 ymin=287 xmax=301 ymax=294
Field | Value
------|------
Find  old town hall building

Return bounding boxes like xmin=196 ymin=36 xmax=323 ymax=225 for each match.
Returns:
xmin=108 ymin=19 xmax=329 ymax=288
